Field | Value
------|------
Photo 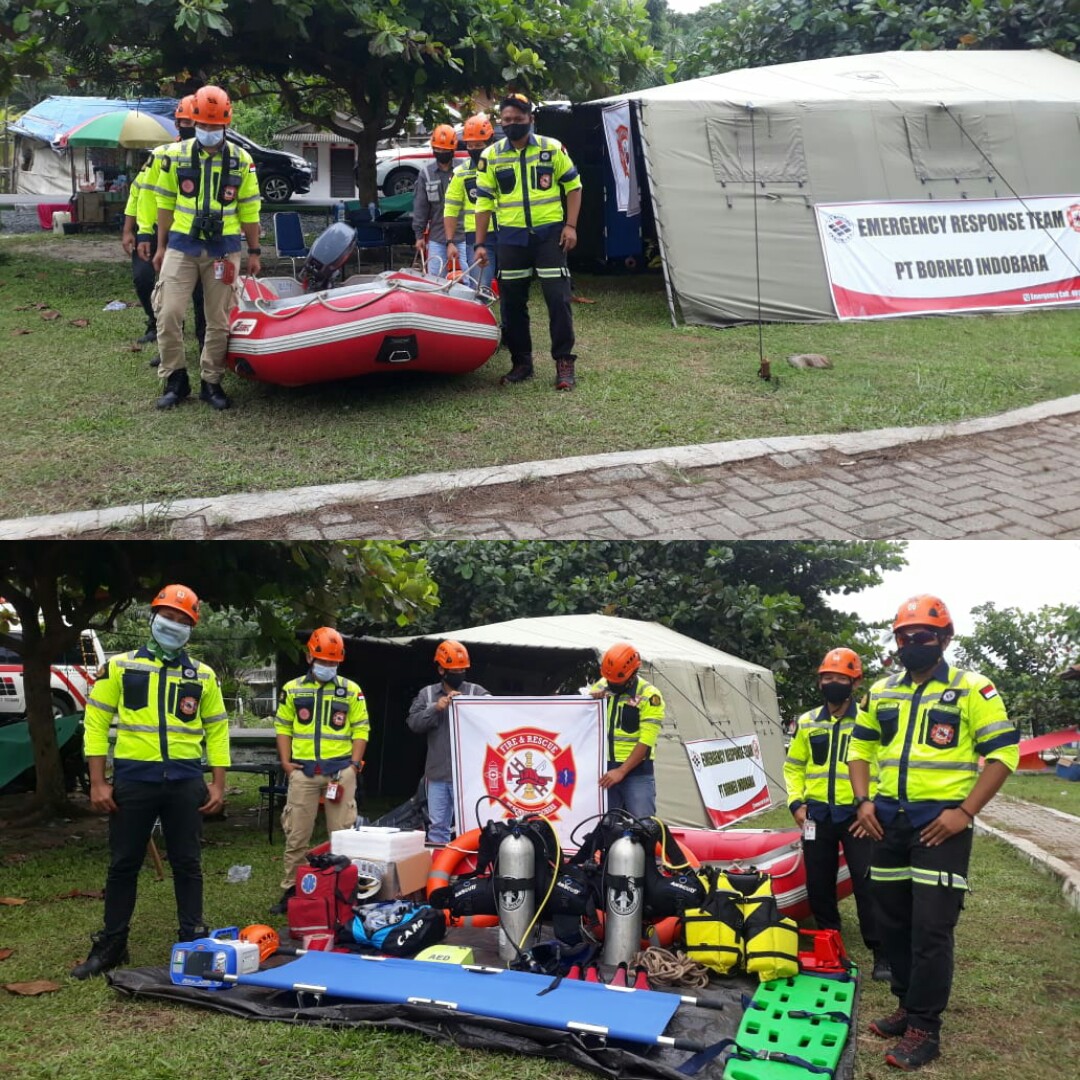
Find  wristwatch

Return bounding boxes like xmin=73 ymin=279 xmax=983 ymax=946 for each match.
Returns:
xmin=247 ymin=246 xmax=262 ymax=255
xmin=351 ymin=759 xmax=364 ymax=772
xmin=854 ymin=795 xmax=871 ymax=807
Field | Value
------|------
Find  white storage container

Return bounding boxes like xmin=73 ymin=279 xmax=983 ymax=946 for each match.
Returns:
xmin=330 ymin=826 xmax=426 ymax=862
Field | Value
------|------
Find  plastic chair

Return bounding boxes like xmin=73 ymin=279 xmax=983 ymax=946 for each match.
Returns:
xmin=352 ymin=222 xmax=394 ymax=271
xmin=272 ymin=211 xmax=310 ymax=276
xmin=257 ymin=781 xmax=290 ymax=843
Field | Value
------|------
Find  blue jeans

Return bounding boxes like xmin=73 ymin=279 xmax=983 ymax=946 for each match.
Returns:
xmin=426 ymin=779 xmax=455 ymax=846
xmin=464 ymin=233 xmax=496 ymax=291
xmin=426 ymin=240 xmax=450 ymax=278
xmin=606 ymin=767 xmax=656 ymax=820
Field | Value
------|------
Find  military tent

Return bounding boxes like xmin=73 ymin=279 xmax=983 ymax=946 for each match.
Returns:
xmin=286 ymin=614 xmax=786 ymax=829
xmin=584 ymin=49 xmax=1080 ymax=325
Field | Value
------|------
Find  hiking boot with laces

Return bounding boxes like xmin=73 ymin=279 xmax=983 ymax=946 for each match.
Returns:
xmin=554 ymin=358 xmax=576 ymax=391
xmin=885 ymin=1026 xmax=940 ymax=1071
xmin=71 ymin=930 xmax=129 ymax=980
xmin=500 ymin=360 xmax=534 ymax=385
xmin=869 ymin=1006 xmax=909 ymax=1038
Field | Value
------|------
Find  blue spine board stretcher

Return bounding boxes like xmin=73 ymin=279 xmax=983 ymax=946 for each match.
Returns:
xmin=234 ymin=952 xmax=683 ymax=1044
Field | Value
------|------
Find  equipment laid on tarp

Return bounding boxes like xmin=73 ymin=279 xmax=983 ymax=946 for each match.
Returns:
xmin=169 ymin=928 xmax=261 ymax=990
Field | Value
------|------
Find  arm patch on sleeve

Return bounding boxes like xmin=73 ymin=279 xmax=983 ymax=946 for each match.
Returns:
xmin=979 ymin=685 xmax=999 ymax=699
xmin=649 ymin=694 xmax=661 ymax=706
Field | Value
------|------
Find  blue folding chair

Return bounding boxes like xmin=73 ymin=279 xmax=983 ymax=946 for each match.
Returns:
xmin=273 ymin=211 xmax=310 ymax=276
xmin=352 ymin=221 xmax=394 ymax=271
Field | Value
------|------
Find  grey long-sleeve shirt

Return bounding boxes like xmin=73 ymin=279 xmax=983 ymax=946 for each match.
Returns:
xmin=405 ymin=680 xmax=489 ymax=782
xmin=412 ymin=161 xmax=464 ymax=245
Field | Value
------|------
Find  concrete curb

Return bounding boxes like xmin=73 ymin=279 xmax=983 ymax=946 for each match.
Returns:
xmin=974 ymin=816 xmax=1080 ymax=916
xmin=4 ymin=392 xmax=1080 ymax=539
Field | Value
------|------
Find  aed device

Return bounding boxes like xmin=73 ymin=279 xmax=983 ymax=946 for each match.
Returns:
xmin=169 ymin=926 xmax=261 ymax=990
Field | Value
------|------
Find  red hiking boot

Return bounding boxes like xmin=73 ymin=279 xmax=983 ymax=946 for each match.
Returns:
xmin=555 ymin=358 xmax=576 ymax=390
xmin=885 ymin=1026 xmax=941 ymax=1071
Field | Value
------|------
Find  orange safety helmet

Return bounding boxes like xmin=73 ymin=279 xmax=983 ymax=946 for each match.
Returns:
xmin=430 ymin=124 xmax=458 ymax=152
xmin=462 ymin=114 xmax=494 ymax=142
xmin=892 ymin=594 xmax=953 ymax=635
xmin=434 ymin=639 xmax=470 ymax=671
xmin=307 ymin=627 xmax=345 ymax=664
xmin=150 ymin=584 xmax=200 ymax=624
xmin=191 ymin=85 xmax=232 ymax=125
xmin=175 ymin=94 xmax=197 ymax=123
xmin=601 ymin=642 xmax=641 ymax=683
xmin=818 ymin=647 xmax=862 ymax=680
xmin=238 ymin=923 xmax=280 ymax=962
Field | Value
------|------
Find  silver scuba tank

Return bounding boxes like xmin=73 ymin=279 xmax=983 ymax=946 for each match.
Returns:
xmin=602 ymin=832 xmax=646 ymax=967
xmin=497 ymin=826 xmax=536 ymax=963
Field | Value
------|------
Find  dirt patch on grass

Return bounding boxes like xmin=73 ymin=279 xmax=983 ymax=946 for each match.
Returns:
xmin=0 ymin=791 xmax=107 ymax=857
xmin=1 ymin=236 xmax=121 ymax=264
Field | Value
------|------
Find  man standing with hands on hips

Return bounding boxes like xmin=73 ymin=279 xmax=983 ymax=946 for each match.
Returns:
xmin=848 ymin=594 xmax=1019 ymax=1072
xmin=473 ymin=92 xmax=583 ymax=391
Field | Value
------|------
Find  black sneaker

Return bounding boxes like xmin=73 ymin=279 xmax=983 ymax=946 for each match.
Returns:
xmin=155 ymin=368 xmax=191 ymax=410
xmin=885 ymin=1026 xmax=941 ymax=1071
xmin=870 ymin=1006 xmax=909 ymax=1038
xmin=200 ymin=380 xmax=231 ymax=410
xmin=872 ymin=953 xmax=893 ymax=982
xmin=500 ymin=361 xmax=534 ymax=385
xmin=70 ymin=931 xmax=129 ymax=980
xmin=148 ymin=355 xmax=161 ymax=368
xmin=555 ymin=358 xmax=576 ymax=391
xmin=137 ymin=327 xmax=157 ymax=344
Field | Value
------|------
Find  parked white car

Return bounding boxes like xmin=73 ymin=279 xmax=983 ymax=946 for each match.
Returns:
xmin=0 ymin=626 xmax=105 ymax=718
xmin=375 ymin=144 xmax=470 ymax=197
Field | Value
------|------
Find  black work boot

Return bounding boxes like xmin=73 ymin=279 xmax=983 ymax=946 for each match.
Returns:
xmin=199 ymin=380 xmax=231 ymax=410
xmin=885 ymin=1026 xmax=940 ymax=1071
xmin=869 ymin=1005 xmax=909 ymax=1038
xmin=177 ymin=924 xmax=209 ymax=943
xmin=148 ymin=355 xmax=161 ymax=368
xmin=500 ymin=359 xmax=534 ymax=385
xmin=554 ymin=357 xmax=576 ymax=391
xmin=70 ymin=930 xmax=129 ymax=980
xmin=155 ymin=368 xmax=191 ymax=410
xmin=137 ymin=325 xmax=157 ymax=345
xmin=872 ymin=951 xmax=892 ymax=982
xmin=269 ymin=886 xmax=295 ymax=916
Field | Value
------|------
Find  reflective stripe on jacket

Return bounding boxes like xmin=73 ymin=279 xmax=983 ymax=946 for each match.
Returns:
xmin=848 ymin=659 xmax=1019 ymax=803
xmin=474 ymin=134 xmax=581 ymax=243
xmin=274 ymin=674 xmax=370 ymax=770
xmin=784 ymin=700 xmax=877 ymax=810
xmin=83 ymin=647 xmax=230 ymax=780
xmin=589 ymin=675 xmax=664 ymax=765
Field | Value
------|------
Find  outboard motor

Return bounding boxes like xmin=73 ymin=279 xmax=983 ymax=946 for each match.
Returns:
xmin=602 ymin=831 xmax=645 ymax=967
xmin=299 ymin=222 xmax=358 ymax=291
xmin=497 ymin=825 xmax=536 ymax=963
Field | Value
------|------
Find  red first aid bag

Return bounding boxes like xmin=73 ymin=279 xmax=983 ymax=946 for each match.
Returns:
xmin=287 ymin=854 xmax=359 ymax=941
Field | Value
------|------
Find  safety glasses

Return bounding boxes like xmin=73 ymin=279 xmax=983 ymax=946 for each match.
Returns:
xmin=894 ymin=629 xmax=940 ymax=646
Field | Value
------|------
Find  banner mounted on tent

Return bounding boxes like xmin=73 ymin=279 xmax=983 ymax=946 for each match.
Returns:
xmin=815 ymin=195 xmax=1080 ymax=320
xmin=450 ymin=696 xmax=605 ymax=849
xmin=684 ymin=735 xmax=771 ymax=827
xmin=601 ymin=103 xmax=640 ymax=217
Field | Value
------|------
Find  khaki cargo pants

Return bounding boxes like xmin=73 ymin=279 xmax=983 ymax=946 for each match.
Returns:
xmin=279 ymin=766 xmax=357 ymax=891
xmin=154 ymin=246 xmax=240 ymax=384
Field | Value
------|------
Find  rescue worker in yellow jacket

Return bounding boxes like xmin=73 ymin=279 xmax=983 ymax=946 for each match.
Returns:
xmin=270 ymin=627 xmax=370 ymax=913
xmin=848 ymin=595 xmax=1019 ymax=1071
xmin=150 ymin=85 xmax=261 ymax=411
xmin=474 ymin=92 xmax=583 ymax=391
xmin=589 ymin=642 xmax=664 ymax=818
xmin=129 ymin=95 xmax=205 ymax=365
xmin=444 ymin=113 xmax=498 ymax=291
xmin=784 ymin=647 xmax=888 ymax=980
xmin=73 ymin=584 xmax=230 ymax=979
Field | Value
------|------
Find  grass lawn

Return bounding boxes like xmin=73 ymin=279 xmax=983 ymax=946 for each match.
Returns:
xmin=999 ymin=772 xmax=1080 ymax=817
xmin=1 ymin=781 xmax=1077 ymax=1080
xmin=2 ymin=233 xmax=1080 ymax=517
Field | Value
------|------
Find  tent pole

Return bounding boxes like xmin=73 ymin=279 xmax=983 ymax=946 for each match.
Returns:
xmin=634 ymin=100 xmax=678 ymax=328
xmin=747 ymin=103 xmax=769 ymax=382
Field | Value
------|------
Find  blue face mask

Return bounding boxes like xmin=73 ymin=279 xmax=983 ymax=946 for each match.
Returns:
xmin=311 ymin=662 xmax=338 ymax=683
xmin=151 ymin=614 xmax=191 ymax=653
xmin=195 ymin=126 xmax=225 ymax=148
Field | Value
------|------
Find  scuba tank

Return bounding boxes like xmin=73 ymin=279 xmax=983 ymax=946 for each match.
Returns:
xmin=496 ymin=825 xmax=536 ymax=962
xmin=602 ymin=832 xmax=645 ymax=967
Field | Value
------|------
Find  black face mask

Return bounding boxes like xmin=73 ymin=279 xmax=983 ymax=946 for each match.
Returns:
xmin=468 ymin=149 xmax=483 ymax=166
xmin=898 ymin=642 xmax=943 ymax=672
xmin=820 ymin=682 xmax=852 ymax=706
xmin=606 ymin=680 xmax=630 ymax=696
xmin=433 ymin=150 xmax=454 ymax=165
xmin=177 ymin=125 xmax=195 ymax=139
xmin=443 ymin=671 xmax=466 ymax=689
xmin=503 ymin=122 xmax=531 ymax=142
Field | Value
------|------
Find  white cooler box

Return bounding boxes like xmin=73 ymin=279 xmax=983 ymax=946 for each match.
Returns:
xmin=330 ymin=826 xmax=426 ymax=862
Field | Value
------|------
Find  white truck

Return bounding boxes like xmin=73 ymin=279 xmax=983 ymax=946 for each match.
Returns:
xmin=0 ymin=627 xmax=106 ymax=719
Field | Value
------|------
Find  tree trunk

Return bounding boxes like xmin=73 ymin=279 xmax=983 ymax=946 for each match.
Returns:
xmin=353 ymin=126 xmax=383 ymax=206
xmin=26 ymin=649 xmax=71 ymax=816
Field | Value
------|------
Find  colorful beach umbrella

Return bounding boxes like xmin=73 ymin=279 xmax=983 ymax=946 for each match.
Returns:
xmin=63 ymin=110 xmax=177 ymax=149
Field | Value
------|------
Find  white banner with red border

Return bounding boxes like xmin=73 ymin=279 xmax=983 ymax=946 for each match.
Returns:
xmin=450 ymin=696 xmax=606 ymax=852
xmin=684 ymin=735 xmax=771 ymax=827
xmin=816 ymin=195 xmax=1080 ymax=319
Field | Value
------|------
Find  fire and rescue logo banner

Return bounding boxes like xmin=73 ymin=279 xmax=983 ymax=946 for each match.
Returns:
xmin=450 ymin=696 xmax=606 ymax=850
xmin=815 ymin=196 xmax=1080 ymax=319
xmin=602 ymin=103 xmax=641 ymax=217
xmin=685 ymin=735 xmax=771 ymax=827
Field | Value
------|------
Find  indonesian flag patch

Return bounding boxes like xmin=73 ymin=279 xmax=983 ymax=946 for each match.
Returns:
xmin=980 ymin=685 xmax=999 ymax=700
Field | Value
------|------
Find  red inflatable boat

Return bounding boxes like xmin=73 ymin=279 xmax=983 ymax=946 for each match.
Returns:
xmin=227 ymin=269 xmax=500 ymax=387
